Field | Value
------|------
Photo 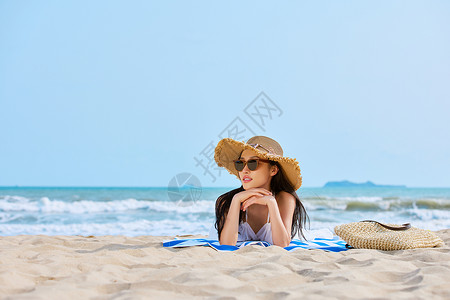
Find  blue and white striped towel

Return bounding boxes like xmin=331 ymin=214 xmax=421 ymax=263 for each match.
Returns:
xmin=163 ymin=236 xmax=349 ymax=252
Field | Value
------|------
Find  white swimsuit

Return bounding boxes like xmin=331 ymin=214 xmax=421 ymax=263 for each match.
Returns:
xmin=237 ymin=209 xmax=273 ymax=245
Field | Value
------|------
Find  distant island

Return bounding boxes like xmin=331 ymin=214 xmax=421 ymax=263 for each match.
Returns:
xmin=323 ymin=180 xmax=406 ymax=188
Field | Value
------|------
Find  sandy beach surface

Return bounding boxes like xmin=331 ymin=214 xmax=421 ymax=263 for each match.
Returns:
xmin=1 ymin=230 xmax=449 ymax=300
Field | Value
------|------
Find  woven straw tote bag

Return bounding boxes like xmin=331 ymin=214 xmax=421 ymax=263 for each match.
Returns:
xmin=334 ymin=220 xmax=445 ymax=250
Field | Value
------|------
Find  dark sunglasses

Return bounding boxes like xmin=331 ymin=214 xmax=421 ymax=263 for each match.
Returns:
xmin=233 ymin=158 xmax=271 ymax=171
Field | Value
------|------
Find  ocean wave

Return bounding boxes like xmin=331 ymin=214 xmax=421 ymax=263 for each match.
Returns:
xmin=303 ymin=198 xmax=450 ymax=211
xmin=0 ymin=213 xmax=38 ymax=223
xmin=0 ymin=219 xmax=213 ymax=237
xmin=0 ymin=197 xmax=214 ymax=214
xmin=0 ymin=215 xmax=448 ymax=237
xmin=0 ymin=195 xmax=30 ymax=202
xmin=345 ymin=201 xmax=387 ymax=211
xmin=300 ymin=196 xmax=384 ymax=202
xmin=407 ymin=208 xmax=450 ymax=221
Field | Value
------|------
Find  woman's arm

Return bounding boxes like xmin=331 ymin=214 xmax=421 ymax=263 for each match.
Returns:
xmin=219 ymin=188 xmax=273 ymax=245
xmin=268 ymin=191 xmax=296 ymax=247
xmin=239 ymin=191 xmax=296 ymax=247
xmin=218 ymin=197 xmax=241 ymax=245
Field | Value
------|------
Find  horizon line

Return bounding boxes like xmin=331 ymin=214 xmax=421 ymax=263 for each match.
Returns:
xmin=1 ymin=185 xmax=449 ymax=189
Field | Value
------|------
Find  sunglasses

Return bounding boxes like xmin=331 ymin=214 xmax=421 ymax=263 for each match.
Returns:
xmin=233 ymin=158 xmax=271 ymax=171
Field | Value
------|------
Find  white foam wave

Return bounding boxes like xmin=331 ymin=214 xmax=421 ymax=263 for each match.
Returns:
xmin=333 ymin=196 xmax=384 ymax=202
xmin=1 ymin=195 xmax=30 ymax=202
xmin=408 ymin=207 xmax=450 ymax=221
xmin=0 ymin=197 xmax=214 ymax=214
xmin=303 ymin=197 xmax=450 ymax=211
xmin=0 ymin=219 xmax=213 ymax=236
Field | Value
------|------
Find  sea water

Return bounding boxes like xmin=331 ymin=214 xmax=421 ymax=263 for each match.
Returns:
xmin=1 ymin=186 xmax=449 ymax=237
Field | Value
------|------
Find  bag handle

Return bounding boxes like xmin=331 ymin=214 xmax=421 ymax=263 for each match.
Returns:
xmin=360 ymin=220 xmax=411 ymax=231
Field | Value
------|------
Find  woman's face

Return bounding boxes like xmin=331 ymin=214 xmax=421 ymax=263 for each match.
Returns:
xmin=237 ymin=149 xmax=278 ymax=190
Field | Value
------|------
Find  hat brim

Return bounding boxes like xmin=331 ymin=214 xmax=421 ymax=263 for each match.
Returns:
xmin=214 ymin=138 xmax=302 ymax=190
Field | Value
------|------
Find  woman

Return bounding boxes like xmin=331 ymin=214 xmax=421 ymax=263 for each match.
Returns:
xmin=213 ymin=135 xmax=309 ymax=247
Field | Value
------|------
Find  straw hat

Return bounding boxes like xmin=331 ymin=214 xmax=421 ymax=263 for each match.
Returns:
xmin=214 ymin=136 xmax=302 ymax=190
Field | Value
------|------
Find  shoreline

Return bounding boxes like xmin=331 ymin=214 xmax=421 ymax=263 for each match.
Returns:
xmin=1 ymin=229 xmax=449 ymax=299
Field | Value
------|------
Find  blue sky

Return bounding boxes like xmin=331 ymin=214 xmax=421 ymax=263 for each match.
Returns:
xmin=1 ymin=1 xmax=449 ymax=188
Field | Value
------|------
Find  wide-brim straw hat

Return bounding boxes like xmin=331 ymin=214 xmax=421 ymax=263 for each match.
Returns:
xmin=214 ymin=136 xmax=302 ymax=190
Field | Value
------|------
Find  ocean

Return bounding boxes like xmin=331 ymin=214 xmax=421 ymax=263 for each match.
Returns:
xmin=1 ymin=186 xmax=449 ymax=237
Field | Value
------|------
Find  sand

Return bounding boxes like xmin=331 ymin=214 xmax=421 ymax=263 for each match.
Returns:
xmin=0 ymin=230 xmax=449 ymax=300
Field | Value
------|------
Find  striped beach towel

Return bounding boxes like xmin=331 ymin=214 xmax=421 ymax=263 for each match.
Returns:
xmin=163 ymin=236 xmax=349 ymax=252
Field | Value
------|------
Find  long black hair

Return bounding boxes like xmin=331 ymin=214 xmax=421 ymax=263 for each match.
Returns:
xmin=214 ymin=159 xmax=310 ymax=240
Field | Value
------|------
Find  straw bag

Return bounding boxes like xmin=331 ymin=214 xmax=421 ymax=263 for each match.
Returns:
xmin=334 ymin=220 xmax=445 ymax=250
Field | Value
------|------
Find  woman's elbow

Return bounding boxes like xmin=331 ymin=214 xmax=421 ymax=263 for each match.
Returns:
xmin=219 ymin=239 xmax=236 ymax=246
xmin=273 ymin=238 xmax=291 ymax=248
xmin=218 ymin=232 xmax=238 ymax=246
xmin=274 ymin=242 xmax=290 ymax=248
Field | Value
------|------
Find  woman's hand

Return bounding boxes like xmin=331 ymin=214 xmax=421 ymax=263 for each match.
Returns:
xmin=232 ymin=188 xmax=272 ymax=205
xmin=241 ymin=194 xmax=276 ymax=211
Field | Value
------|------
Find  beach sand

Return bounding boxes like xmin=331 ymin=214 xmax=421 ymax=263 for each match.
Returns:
xmin=0 ymin=230 xmax=449 ymax=300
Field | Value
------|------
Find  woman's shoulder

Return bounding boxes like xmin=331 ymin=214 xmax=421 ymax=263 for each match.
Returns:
xmin=276 ymin=190 xmax=293 ymax=198
xmin=275 ymin=191 xmax=296 ymax=204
